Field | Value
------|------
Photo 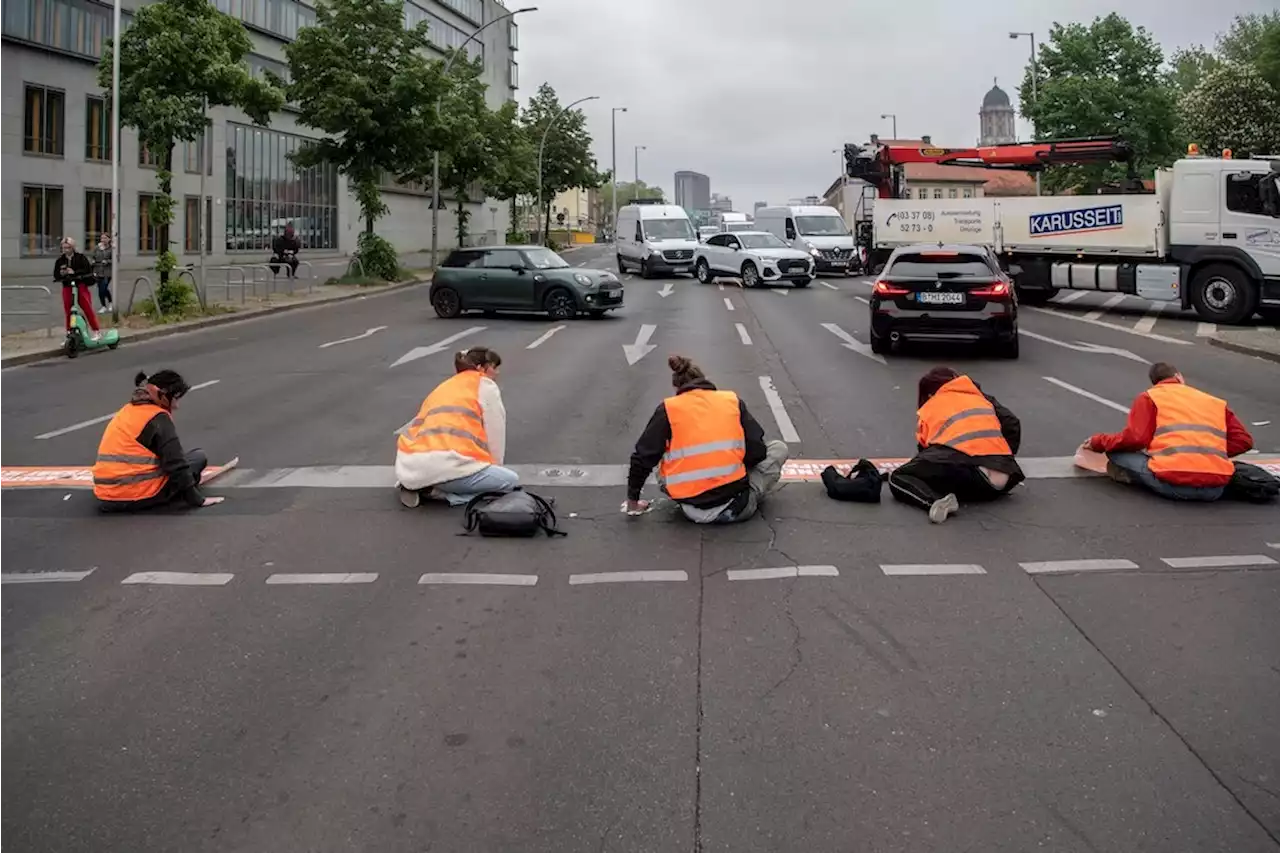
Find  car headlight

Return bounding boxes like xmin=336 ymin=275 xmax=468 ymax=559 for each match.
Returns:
xmin=573 ymin=273 xmax=592 ymax=287
xmin=808 ymin=246 xmax=821 ymax=256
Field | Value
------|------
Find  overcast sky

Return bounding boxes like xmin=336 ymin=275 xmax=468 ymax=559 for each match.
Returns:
xmin=515 ymin=0 xmax=1276 ymax=209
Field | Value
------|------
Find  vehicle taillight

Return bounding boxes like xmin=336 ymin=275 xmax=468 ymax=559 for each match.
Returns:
xmin=873 ymin=280 xmax=910 ymax=296
xmin=968 ymin=281 xmax=1010 ymax=297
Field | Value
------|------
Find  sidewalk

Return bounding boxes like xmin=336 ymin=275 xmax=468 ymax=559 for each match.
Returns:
xmin=1209 ymin=327 xmax=1280 ymax=364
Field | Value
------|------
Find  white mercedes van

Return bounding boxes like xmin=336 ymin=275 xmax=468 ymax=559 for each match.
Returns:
xmin=755 ymin=205 xmax=857 ymax=275
xmin=616 ymin=203 xmax=699 ymax=278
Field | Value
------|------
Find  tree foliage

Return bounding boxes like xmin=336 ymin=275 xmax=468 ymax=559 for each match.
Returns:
xmin=285 ymin=0 xmax=446 ymax=233
xmin=524 ymin=84 xmax=605 ymax=244
xmin=430 ymin=55 xmax=502 ymax=246
xmin=1170 ymin=46 xmax=1220 ymax=95
xmin=1019 ymin=13 xmax=1180 ymax=194
xmin=1181 ymin=63 xmax=1280 ymax=159
xmin=597 ymin=180 xmax=664 ymax=214
xmin=1217 ymin=12 xmax=1280 ymax=92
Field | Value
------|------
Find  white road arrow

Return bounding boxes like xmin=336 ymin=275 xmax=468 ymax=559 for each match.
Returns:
xmin=318 ymin=326 xmax=387 ymax=349
xmin=771 ymin=288 xmax=789 ymax=296
xmin=1019 ymin=329 xmax=1150 ymax=364
xmin=390 ymin=326 xmax=486 ymax=368
xmin=821 ymin=323 xmax=886 ymax=365
xmin=623 ymin=324 xmax=658 ymax=366
xmin=657 ymin=282 xmax=674 ymax=298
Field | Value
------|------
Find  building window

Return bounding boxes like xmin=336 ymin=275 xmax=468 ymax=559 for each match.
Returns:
xmin=933 ymin=188 xmax=944 ymax=199
xmin=438 ymin=0 xmax=482 ymax=24
xmin=21 ymin=185 xmax=64 ymax=257
xmin=948 ymin=188 xmax=958 ymax=199
xmin=139 ymin=142 xmax=163 ymax=168
xmin=962 ymin=188 xmax=974 ymax=198
xmin=3 ymin=0 xmax=111 ymax=59
xmin=138 ymin=193 xmax=162 ymax=253
xmin=508 ymin=60 xmax=518 ymax=89
xmin=225 ymin=122 xmax=339 ymax=252
xmin=24 ymin=84 xmax=65 ymax=156
xmin=184 ymin=128 xmax=213 ymax=175
xmin=84 ymin=189 xmax=113 ymax=248
xmin=211 ymin=0 xmax=315 ymax=42
xmin=508 ymin=19 xmax=518 ymax=50
xmin=404 ymin=2 xmax=482 ymax=60
xmin=184 ymin=196 xmax=214 ymax=253
xmin=85 ymin=95 xmax=112 ymax=161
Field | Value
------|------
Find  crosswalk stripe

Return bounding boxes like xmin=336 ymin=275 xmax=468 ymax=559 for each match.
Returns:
xmin=1196 ymin=322 xmax=1217 ymax=337
xmin=1133 ymin=303 xmax=1165 ymax=333
xmin=1083 ymin=293 xmax=1126 ymax=320
xmin=1056 ymin=290 xmax=1089 ymax=304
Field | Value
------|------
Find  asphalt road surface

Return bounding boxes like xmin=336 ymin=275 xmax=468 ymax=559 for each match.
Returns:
xmin=4 ymin=241 xmax=1279 ymax=853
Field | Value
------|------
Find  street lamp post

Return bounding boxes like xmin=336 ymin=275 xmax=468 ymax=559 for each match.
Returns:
xmin=536 ymin=95 xmax=600 ymax=245
xmin=1009 ymin=30 xmax=1040 ymax=196
xmin=611 ymin=106 xmax=626 ymax=245
xmin=634 ymin=144 xmax=646 ymax=189
xmin=430 ymin=6 xmax=537 ymax=269
xmin=880 ymin=113 xmax=897 ymax=139
xmin=110 ymin=0 xmax=121 ymax=322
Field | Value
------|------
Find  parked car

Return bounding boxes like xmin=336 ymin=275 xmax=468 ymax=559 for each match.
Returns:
xmin=693 ymin=231 xmax=815 ymax=288
xmin=431 ymin=245 xmax=624 ymax=320
xmin=869 ymin=243 xmax=1018 ymax=357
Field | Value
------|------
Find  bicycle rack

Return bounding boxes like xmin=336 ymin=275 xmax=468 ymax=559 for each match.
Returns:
xmin=0 ymin=285 xmax=56 ymax=337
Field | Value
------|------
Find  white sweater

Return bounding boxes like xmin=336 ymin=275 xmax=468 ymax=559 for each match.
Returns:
xmin=394 ymin=376 xmax=507 ymax=489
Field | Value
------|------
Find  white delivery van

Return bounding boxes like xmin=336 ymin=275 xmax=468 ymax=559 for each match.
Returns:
xmin=713 ymin=211 xmax=754 ymax=233
xmin=616 ymin=203 xmax=700 ymax=278
xmin=755 ymin=205 xmax=858 ymax=275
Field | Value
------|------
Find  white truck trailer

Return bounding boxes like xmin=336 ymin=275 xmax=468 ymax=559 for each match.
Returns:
xmin=871 ymin=155 xmax=1280 ymax=324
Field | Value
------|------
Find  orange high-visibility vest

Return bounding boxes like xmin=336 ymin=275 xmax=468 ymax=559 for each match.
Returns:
xmin=916 ymin=375 xmax=1012 ymax=457
xmin=1145 ymin=383 xmax=1232 ymax=479
xmin=659 ymin=389 xmax=747 ymax=500
xmin=398 ymin=370 xmax=494 ymax=464
xmin=92 ymin=402 xmax=169 ymax=501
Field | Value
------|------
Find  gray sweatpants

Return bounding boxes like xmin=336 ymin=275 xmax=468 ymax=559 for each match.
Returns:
xmin=676 ymin=440 xmax=790 ymax=524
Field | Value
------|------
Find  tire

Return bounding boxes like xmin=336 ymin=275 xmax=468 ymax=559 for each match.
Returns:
xmin=1016 ymin=287 xmax=1057 ymax=306
xmin=741 ymin=262 xmax=760 ymax=289
xmin=431 ymin=286 xmax=462 ymax=319
xmin=640 ymin=257 xmax=654 ymax=279
xmin=1190 ymin=263 xmax=1258 ymax=325
xmin=794 ymin=276 xmax=812 ymax=288
xmin=995 ymin=333 xmax=1020 ymax=359
xmin=588 ymin=309 xmax=607 ymax=319
xmin=107 ymin=341 xmax=120 ymax=350
xmin=695 ymin=259 xmax=712 ymax=284
xmin=544 ymin=288 xmax=576 ymax=320
xmin=616 ymin=253 xmax=627 ymax=274
xmin=870 ymin=331 xmax=891 ymax=355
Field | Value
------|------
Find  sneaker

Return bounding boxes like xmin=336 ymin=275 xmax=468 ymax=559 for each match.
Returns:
xmin=396 ymin=485 xmax=421 ymax=508
xmin=89 ymin=330 xmax=102 ymax=342
xmin=928 ymin=493 xmax=960 ymax=524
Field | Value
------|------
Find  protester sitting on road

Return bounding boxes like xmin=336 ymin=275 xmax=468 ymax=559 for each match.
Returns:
xmin=396 ymin=346 xmax=518 ymax=508
xmin=93 ymin=370 xmax=223 ymax=512
xmin=888 ymin=367 xmax=1023 ymax=523
xmin=625 ymin=354 xmax=789 ymax=523
xmin=1083 ymin=362 xmax=1253 ymax=501
xmin=270 ymin=223 xmax=301 ymax=278
xmin=53 ymin=237 xmax=101 ymax=340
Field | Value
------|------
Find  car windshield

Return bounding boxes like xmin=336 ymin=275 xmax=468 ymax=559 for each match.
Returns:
xmin=795 ymin=215 xmax=849 ymax=236
xmin=888 ymin=253 xmax=992 ymax=277
xmin=739 ymin=233 xmax=787 ymax=249
xmin=522 ymin=247 xmax=569 ymax=269
xmin=725 ymin=223 xmax=753 ymax=232
xmin=643 ymin=219 xmax=694 ymax=240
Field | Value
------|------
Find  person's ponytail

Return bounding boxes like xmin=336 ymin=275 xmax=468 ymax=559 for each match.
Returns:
xmin=455 ymin=346 xmax=502 ymax=373
xmin=134 ymin=371 xmax=148 ymax=387
xmin=668 ymin=354 xmax=705 ymax=388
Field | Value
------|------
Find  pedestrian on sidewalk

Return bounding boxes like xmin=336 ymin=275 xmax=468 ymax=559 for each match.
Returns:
xmin=53 ymin=237 xmax=101 ymax=340
xmin=92 ymin=232 xmax=114 ymax=313
xmin=888 ymin=367 xmax=1024 ymax=523
xmin=395 ymin=346 xmax=518 ymax=507
xmin=625 ymin=354 xmax=789 ymax=523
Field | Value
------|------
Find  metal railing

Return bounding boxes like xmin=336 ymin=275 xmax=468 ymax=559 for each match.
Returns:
xmin=0 ymin=285 xmax=56 ymax=337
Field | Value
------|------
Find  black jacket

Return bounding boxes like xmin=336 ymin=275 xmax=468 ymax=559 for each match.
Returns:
xmin=99 ymin=391 xmax=205 ymax=510
xmin=916 ymin=387 xmax=1024 ymax=481
xmin=53 ymin=252 xmax=93 ymax=287
xmin=628 ymin=379 xmax=768 ymax=507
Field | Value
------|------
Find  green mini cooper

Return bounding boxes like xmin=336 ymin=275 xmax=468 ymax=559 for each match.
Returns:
xmin=430 ymin=245 xmax=625 ymax=320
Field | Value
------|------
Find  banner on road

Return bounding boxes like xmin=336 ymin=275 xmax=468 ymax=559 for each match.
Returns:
xmin=2 ymin=460 xmax=238 ymax=489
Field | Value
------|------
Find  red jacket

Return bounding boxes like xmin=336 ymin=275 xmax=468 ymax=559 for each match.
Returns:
xmin=1088 ymin=379 xmax=1253 ymax=486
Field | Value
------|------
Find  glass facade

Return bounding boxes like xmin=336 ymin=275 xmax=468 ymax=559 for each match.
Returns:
xmin=405 ymin=1 xmax=481 ymax=61
xmin=184 ymin=196 xmax=213 ymax=252
xmin=84 ymin=188 xmax=112 ymax=247
xmin=21 ymin=184 xmax=63 ymax=257
xmin=225 ymin=122 xmax=338 ymax=252
xmin=24 ymin=83 xmax=64 ymax=156
xmin=137 ymin=193 xmax=161 ymax=253
xmin=438 ymin=0 xmax=481 ymax=24
xmin=2 ymin=0 xmax=110 ymax=59
xmin=184 ymin=127 xmax=213 ymax=175
xmin=212 ymin=0 xmax=314 ymax=42
xmin=85 ymin=95 xmax=110 ymax=161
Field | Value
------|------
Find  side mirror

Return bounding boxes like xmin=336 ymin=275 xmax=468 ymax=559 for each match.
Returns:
xmin=510 ymin=264 xmax=527 ymax=273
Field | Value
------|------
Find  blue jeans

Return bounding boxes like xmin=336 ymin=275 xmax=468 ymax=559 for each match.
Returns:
xmin=1107 ymin=452 xmax=1225 ymax=502
xmin=434 ymin=465 xmax=520 ymax=507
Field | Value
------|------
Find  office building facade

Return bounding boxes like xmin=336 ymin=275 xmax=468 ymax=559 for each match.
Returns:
xmin=673 ymin=170 xmax=709 ymax=212
xmin=2 ymin=0 xmax=520 ymax=281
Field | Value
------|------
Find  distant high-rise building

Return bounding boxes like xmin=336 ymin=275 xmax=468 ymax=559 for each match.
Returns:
xmin=753 ymin=201 xmax=767 ymax=213
xmin=674 ymin=171 xmax=711 ymax=211
xmin=710 ymin=193 xmax=733 ymax=214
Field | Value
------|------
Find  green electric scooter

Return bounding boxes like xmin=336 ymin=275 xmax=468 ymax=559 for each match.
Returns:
xmin=64 ymin=281 xmax=120 ymax=359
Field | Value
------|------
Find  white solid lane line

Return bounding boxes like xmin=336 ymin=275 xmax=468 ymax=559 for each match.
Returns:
xmin=419 ymin=573 xmax=538 ymax=585
xmin=36 ymin=380 xmax=221 ymax=439
xmin=771 ymin=288 xmax=789 ymax=296
xmin=1055 ymin=290 xmax=1090 ymax=304
xmin=1133 ymin=303 xmax=1165 ymax=334
xmin=718 ymin=282 xmax=725 ymax=291
xmin=1196 ymin=322 xmax=1217 ymax=337
xmin=723 ymin=297 xmax=735 ymax=311
xmin=727 ymin=565 xmax=839 ymax=581
xmin=1042 ymin=376 xmax=1130 ymax=414
xmin=881 ymin=564 xmax=987 ymax=575
xmin=759 ymin=375 xmax=802 ymax=443
xmin=735 ymin=323 xmax=753 ymax=345
xmin=1023 ymin=306 xmax=1193 ymax=345
xmin=318 ymin=326 xmax=387 ymax=349
xmin=821 ymin=322 xmax=886 ymax=365
xmin=821 ymin=281 xmax=839 ymax=290
xmin=266 ymin=573 xmax=378 ymax=584
xmin=122 ymin=572 xmax=234 ymax=586
xmin=527 ymin=324 xmax=567 ymax=349
xmin=1161 ymin=554 xmax=1276 ymax=569
xmin=1020 ymin=559 xmax=1138 ymax=574
xmin=2 ymin=569 xmax=96 ymax=584
xmin=1083 ymin=293 xmax=1127 ymax=320
xmin=569 ymin=571 xmax=688 ymax=585
xmin=1019 ymin=329 xmax=1149 ymax=364
xmin=854 ymin=296 xmax=870 ymax=305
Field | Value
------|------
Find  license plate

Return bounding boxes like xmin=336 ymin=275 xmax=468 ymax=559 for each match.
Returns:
xmin=915 ymin=291 xmax=965 ymax=305
xmin=828 ymin=260 xmax=847 ymax=266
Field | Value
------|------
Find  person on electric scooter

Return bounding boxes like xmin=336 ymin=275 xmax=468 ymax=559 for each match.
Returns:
xmin=54 ymin=237 xmax=102 ymax=340
xmin=92 ymin=370 xmax=224 ymax=512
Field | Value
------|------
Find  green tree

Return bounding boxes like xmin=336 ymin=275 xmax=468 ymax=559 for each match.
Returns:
xmin=483 ymin=100 xmax=536 ymax=240
xmin=1170 ymin=46 xmax=1220 ymax=94
xmin=523 ymin=84 xmax=605 ymax=244
xmin=428 ymin=56 xmax=497 ymax=247
xmin=597 ymin=180 xmax=664 ymax=213
xmin=98 ymin=0 xmax=282 ymax=305
xmin=1019 ymin=13 xmax=1180 ymax=194
xmin=1181 ymin=63 xmax=1280 ymax=158
xmin=1217 ymin=12 xmax=1280 ymax=91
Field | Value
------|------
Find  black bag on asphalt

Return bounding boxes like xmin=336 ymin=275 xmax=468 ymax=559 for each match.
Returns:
xmin=820 ymin=459 xmax=884 ymax=503
xmin=1224 ymin=461 xmax=1280 ymax=503
xmin=462 ymin=489 xmax=567 ymax=537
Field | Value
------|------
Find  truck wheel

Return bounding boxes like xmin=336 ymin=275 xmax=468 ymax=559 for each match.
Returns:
xmin=1015 ymin=287 xmax=1057 ymax=306
xmin=1190 ymin=264 xmax=1258 ymax=325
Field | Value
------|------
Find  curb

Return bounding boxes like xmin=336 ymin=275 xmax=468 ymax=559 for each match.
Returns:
xmin=1 ymin=276 xmax=429 ymax=369
xmin=1208 ymin=336 xmax=1280 ymax=365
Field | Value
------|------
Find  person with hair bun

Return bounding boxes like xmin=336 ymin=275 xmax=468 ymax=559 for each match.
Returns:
xmin=626 ymin=354 xmax=789 ymax=523
xmin=395 ymin=346 xmax=518 ymax=507
xmin=92 ymin=369 xmax=222 ymax=511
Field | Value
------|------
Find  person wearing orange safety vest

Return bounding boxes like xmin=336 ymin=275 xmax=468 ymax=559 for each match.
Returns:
xmin=626 ymin=354 xmax=789 ymax=523
xmin=888 ymin=367 xmax=1024 ymax=523
xmin=93 ymin=370 xmax=223 ymax=511
xmin=1084 ymin=362 xmax=1252 ymax=501
xmin=395 ymin=346 xmax=518 ymax=508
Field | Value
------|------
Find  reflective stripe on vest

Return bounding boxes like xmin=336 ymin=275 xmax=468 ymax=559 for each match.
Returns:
xmin=92 ymin=402 xmax=168 ymax=501
xmin=659 ymin=389 xmax=747 ymax=500
xmin=1146 ymin=383 xmax=1232 ymax=478
xmin=916 ymin=375 xmax=1012 ymax=457
xmin=397 ymin=370 xmax=494 ymax=464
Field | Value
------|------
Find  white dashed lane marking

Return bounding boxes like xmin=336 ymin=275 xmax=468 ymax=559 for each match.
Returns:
xmin=735 ymin=323 xmax=753 ymax=345
xmin=759 ymin=376 xmax=802 ymax=443
xmin=723 ymin=297 xmax=735 ymax=311
xmin=1160 ymin=555 xmax=1277 ymax=569
xmin=1021 ymin=559 xmax=1139 ymax=574
xmin=266 ymin=573 xmax=379 ymax=585
xmin=880 ymin=564 xmax=987 ymax=576
xmin=569 ymin=571 xmax=688 ymax=585
xmin=727 ymin=565 xmax=839 ymax=581
xmin=1042 ymin=376 xmax=1130 ymax=414
xmin=35 ymin=380 xmax=221 ymax=440
xmin=2 ymin=569 xmax=96 ymax=584
xmin=419 ymin=573 xmax=538 ymax=586
xmin=121 ymin=572 xmax=234 ymax=586
xmin=526 ymin=325 xmax=566 ymax=349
